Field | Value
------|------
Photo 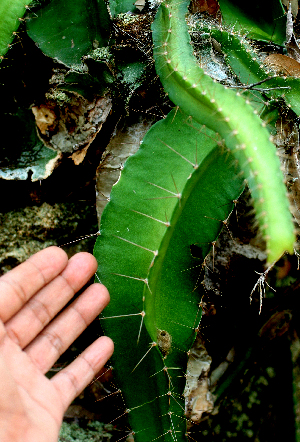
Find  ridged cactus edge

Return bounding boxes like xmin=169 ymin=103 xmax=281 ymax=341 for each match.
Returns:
xmin=0 ymin=0 xmax=32 ymax=59
xmin=94 ymin=109 xmax=245 ymax=442
xmin=93 ymin=1 xmax=297 ymax=440
xmin=151 ymin=0 xmax=295 ymax=266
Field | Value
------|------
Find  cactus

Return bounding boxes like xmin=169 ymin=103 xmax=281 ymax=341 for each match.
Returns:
xmin=93 ymin=0 xmax=297 ymax=440
xmin=94 ymin=109 xmax=244 ymax=442
xmin=152 ymin=0 xmax=295 ymax=266
xmin=0 ymin=0 xmax=33 ymax=59
xmin=193 ymin=23 xmax=300 ymax=116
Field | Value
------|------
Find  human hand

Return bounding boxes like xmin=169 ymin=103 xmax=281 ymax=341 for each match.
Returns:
xmin=0 ymin=246 xmax=114 ymax=442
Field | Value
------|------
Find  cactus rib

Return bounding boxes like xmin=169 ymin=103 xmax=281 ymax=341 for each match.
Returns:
xmin=0 ymin=0 xmax=32 ymax=59
xmin=152 ymin=0 xmax=295 ymax=265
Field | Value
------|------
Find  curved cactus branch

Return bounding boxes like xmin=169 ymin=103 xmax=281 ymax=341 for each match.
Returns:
xmin=152 ymin=0 xmax=295 ymax=265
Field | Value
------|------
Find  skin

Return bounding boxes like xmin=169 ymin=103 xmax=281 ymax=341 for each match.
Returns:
xmin=0 ymin=246 xmax=114 ymax=442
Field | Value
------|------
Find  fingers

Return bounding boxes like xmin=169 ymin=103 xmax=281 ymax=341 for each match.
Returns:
xmin=0 ymin=247 xmax=68 ymax=323
xmin=51 ymin=336 xmax=114 ymax=412
xmin=25 ymin=283 xmax=110 ymax=373
xmin=5 ymin=252 xmax=98 ymax=349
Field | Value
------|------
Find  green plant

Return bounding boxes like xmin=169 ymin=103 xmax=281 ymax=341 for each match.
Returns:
xmin=94 ymin=109 xmax=245 ymax=442
xmin=93 ymin=0 xmax=297 ymax=440
xmin=1 ymin=0 xmax=298 ymax=439
xmin=152 ymin=0 xmax=295 ymax=266
xmin=0 ymin=0 xmax=33 ymax=59
xmin=26 ymin=0 xmax=111 ymax=67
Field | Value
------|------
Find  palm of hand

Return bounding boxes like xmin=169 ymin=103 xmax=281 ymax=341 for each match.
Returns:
xmin=0 ymin=247 xmax=113 ymax=442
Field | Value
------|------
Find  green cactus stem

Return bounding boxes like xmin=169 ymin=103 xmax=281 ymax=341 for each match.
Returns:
xmin=94 ymin=109 xmax=244 ymax=442
xmin=152 ymin=0 xmax=295 ymax=266
xmin=0 ymin=0 xmax=32 ymax=59
xmin=195 ymin=23 xmax=300 ymax=116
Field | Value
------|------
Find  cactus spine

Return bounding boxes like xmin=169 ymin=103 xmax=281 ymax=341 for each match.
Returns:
xmin=0 ymin=0 xmax=32 ymax=59
xmin=94 ymin=109 xmax=245 ymax=442
xmin=152 ymin=0 xmax=295 ymax=265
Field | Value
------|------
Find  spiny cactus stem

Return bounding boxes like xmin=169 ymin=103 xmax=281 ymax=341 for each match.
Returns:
xmin=152 ymin=0 xmax=295 ymax=265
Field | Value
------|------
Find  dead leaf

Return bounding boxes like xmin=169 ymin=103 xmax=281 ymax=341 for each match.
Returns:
xmin=259 ymin=311 xmax=292 ymax=340
xmin=282 ymin=0 xmax=298 ymax=18
xmin=286 ymin=34 xmax=300 ymax=63
xmin=70 ymin=144 xmax=89 ymax=165
xmin=190 ymin=0 xmax=219 ymax=16
xmin=184 ymin=335 xmax=214 ymax=423
xmin=31 ymin=105 xmax=56 ymax=135
xmin=286 ymin=2 xmax=294 ymax=44
xmin=285 ymin=2 xmax=300 ymax=62
xmin=264 ymin=53 xmax=300 ymax=78
xmin=95 ymin=116 xmax=154 ymax=221
xmin=32 ymin=92 xmax=112 ymax=154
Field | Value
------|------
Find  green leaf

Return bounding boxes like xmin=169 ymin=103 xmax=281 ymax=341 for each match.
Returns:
xmin=109 ymin=0 xmax=138 ymax=18
xmin=218 ymin=0 xmax=286 ymax=46
xmin=94 ymin=109 xmax=244 ymax=441
xmin=26 ymin=0 xmax=110 ymax=66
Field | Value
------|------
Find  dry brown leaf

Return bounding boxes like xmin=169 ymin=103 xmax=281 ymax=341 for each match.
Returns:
xmin=282 ymin=0 xmax=298 ymax=18
xmin=70 ymin=144 xmax=89 ymax=165
xmin=264 ymin=53 xmax=300 ymax=78
xmin=32 ymin=93 xmax=112 ymax=153
xmin=95 ymin=117 xmax=154 ymax=221
xmin=31 ymin=105 xmax=56 ymax=135
xmin=184 ymin=335 xmax=214 ymax=424
xmin=190 ymin=0 xmax=219 ymax=16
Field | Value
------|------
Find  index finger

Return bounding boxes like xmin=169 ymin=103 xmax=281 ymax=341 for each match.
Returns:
xmin=0 ymin=247 xmax=68 ymax=323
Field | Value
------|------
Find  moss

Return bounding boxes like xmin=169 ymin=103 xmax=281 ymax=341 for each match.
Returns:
xmin=88 ymin=46 xmax=113 ymax=62
xmin=0 ymin=202 xmax=98 ymax=274
xmin=116 ymin=12 xmax=142 ymax=25
xmin=59 ymin=421 xmax=113 ymax=442
xmin=45 ymin=90 xmax=72 ymax=106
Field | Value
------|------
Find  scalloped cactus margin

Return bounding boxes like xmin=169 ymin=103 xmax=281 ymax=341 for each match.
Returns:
xmin=152 ymin=0 xmax=295 ymax=265
xmin=0 ymin=0 xmax=32 ymax=59
xmin=195 ymin=23 xmax=300 ymax=116
xmin=94 ymin=109 xmax=245 ymax=442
